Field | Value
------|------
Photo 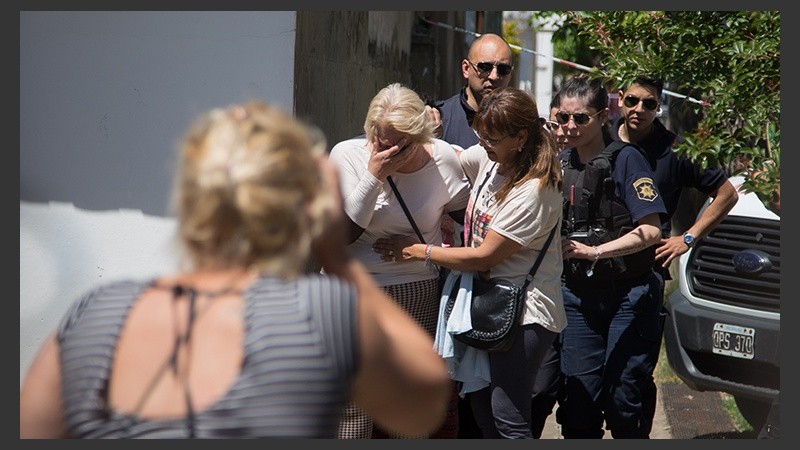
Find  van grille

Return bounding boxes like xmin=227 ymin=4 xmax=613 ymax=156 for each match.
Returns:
xmin=686 ymin=216 xmax=780 ymax=313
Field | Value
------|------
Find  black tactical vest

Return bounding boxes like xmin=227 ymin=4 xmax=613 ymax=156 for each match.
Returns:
xmin=560 ymin=141 xmax=655 ymax=285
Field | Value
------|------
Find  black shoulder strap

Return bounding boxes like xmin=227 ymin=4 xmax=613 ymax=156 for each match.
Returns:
xmin=386 ymin=175 xmax=426 ymax=244
xmin=521 ymin=226 xmax=558 ymax=291
xmin=560 ymin=148 xmax=579 ymax=193
xmin=599 ymin=140 xmax=628 ymax=167
xmin=562 ymin=141 xmax=637 ymax=169
xmin=603 ymin=140 xmax=655 ymax=171
xmin=603 ymin=140 xmax=629 ymax=155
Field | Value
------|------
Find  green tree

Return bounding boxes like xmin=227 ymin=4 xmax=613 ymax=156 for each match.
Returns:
xmin=546 ymin=11 xmax=780 ymax=211
xmin=527 ymin=12 xmax=602 ymax=87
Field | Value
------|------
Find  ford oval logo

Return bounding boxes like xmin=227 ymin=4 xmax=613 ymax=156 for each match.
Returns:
xmin=732 ymin=250 xmax=773 ymax=274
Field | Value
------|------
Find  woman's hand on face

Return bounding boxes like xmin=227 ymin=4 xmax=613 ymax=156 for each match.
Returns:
xmin=373 ymin=235 xmax=419 ymax=262
xmin=366 ymin=139 xmax=416 ymax=181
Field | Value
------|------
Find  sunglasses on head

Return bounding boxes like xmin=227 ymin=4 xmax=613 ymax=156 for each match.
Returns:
xmin=468 ymin=60 xmax=513 ymax=77
xmin=623 ymin=95 xmax=659 ymax=111
xmin=555 ymin=110 xmax=603 ymax=126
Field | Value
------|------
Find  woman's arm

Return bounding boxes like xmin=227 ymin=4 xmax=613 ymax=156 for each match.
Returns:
xmin=319 ymin=244 xmax=449 ymax=436
xmin=20 ymin=334 xmax=67 ymax=438
xmin=374 ymin=229 xmax=522 ymax=274
xmin=562 ymin=212 xmax=662 ymax=262
xmin=342 ymin=259 xmax=450 ymax=436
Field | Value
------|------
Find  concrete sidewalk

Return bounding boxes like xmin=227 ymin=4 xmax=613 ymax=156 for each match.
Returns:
xmin=539 ymin=388 xmax=672 ymax=439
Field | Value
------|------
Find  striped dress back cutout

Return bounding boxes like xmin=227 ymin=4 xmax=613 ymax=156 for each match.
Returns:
xmin=57 ymin=275 xmax=358 ymax=438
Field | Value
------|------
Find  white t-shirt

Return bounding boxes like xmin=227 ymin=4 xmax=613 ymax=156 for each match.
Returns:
xmin=329 ymin=137 xmax=471 ymax=286
xmin=459 ymin=144 xmax=567 ymax=333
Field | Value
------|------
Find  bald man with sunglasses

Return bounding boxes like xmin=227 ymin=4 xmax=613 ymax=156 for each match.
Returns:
xmin=611 ymin=75 xmax=738 ymax=435
xmin=425 ymin=33 xmax=514 ymax=149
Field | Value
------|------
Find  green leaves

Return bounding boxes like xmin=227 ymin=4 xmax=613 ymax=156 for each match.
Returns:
xmin=565 ymin=11 xmax=780 ymax=208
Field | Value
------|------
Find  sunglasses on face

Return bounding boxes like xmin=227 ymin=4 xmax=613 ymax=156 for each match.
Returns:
xmin=623 ymin=95 xmax=659 ymax=111
xmin=555 ymin=110 xmax=603 ymax=126
xmin=544 ymin=120 xmax=560 ymax=131
xmin=468 ymin=60 xmax=513 ymax=77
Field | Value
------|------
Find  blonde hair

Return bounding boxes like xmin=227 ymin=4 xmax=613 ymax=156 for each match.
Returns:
xmin=363 ymin=83 xmax=435 ymax=146
xmin=172 ymin=101 xmax=334 ymax=278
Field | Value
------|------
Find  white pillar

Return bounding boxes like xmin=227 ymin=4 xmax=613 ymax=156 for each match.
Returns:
xmin=503 ymin=11 xmax=557 ymax=119
xmin=533 ymin=24 xmax=555 ymax=118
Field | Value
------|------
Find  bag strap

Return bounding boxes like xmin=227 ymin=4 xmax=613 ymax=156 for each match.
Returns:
xmin=389 ymin=165 xmax=555 ymax=289
xmin=386 ymin=175 xmax=426 ymax=244
xmin=467 ymin=162 xmax=497 ymax=247
xmin=521 ymin=225 xmax=558 ymax=291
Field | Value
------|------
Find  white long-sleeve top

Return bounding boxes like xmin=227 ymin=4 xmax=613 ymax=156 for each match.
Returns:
xmin=329 ymin=137 xmax=470 ymax=286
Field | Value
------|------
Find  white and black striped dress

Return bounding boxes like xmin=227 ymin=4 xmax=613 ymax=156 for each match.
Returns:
xmin=56 ymin=275 xmax=359 ymax=438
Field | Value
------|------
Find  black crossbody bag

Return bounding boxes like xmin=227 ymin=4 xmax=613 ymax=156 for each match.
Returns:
xmin=442 ymin=164 xmax=557 ymax=352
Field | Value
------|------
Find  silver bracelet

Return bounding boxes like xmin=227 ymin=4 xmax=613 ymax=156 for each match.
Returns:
xmin=424 ymin=243 xmax=437 ymax=273
xmin=586 ymin=245 xmax=600 ymax=277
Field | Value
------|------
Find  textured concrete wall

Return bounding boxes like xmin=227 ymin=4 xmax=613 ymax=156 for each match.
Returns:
xmin=410 ymin=11 xmax=470 ymax=103
xmin=294 ymin=11 xmax=416 ymax=146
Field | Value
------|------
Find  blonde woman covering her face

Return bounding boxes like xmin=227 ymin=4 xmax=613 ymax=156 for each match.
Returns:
xmin=19 ymin=101 xmax=450 ymax=439
xmin=328 ymin=83 xmax=470 ymax=439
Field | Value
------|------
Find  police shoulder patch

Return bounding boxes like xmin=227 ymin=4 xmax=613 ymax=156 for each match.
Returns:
xmin=633 ymin=177 xmax=658 ymax=202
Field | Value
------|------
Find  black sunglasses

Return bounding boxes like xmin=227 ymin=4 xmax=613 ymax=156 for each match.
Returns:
xmin=623 ymin=95 xmax=659 ymax=111
xmin=468 ymin=60 xmax=513 ymax=77
xmin=555 ymin=110 xmax=603 ymax=126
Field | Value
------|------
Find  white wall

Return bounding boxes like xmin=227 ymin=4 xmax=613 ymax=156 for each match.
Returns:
xmin=20 ymin=202 xmax=179 ymax=382
xmin=20 ymin=11 xmax=297 ymax=217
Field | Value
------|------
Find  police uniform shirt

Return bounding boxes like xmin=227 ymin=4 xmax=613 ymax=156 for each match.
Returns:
xmin=611 ymin=145 xmax=667 ymax=224
xmin=560 ymin=145 xmax=667 ymax=225
xmin=611 ymin=117 xmax=726 ymax=236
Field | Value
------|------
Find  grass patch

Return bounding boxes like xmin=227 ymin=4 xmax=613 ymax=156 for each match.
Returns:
xmin=655 ymin=278 xmax=682 ymax=385
xmin=720 ymin=393 xmax=754 ymax=432
xmin=655 ymin=338 xmax=682 ymax=385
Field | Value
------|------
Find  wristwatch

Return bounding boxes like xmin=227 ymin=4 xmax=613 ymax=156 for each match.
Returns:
xmin=683 ymin=232 xmax=696 ymax=248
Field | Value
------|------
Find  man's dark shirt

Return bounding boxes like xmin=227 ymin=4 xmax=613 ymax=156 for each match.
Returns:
xmin=434 ymin=87 xmax=479 ymax=149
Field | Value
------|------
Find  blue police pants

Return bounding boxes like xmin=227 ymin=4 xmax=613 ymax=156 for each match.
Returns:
xmin=557 ymin=272 xmax=663 ymax=438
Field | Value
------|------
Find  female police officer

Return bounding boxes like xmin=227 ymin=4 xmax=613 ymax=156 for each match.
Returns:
xmin=555 ymin=75 xmax=666 ymax=439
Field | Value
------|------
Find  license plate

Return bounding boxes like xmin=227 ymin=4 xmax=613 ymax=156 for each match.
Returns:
xmin=712 ymin=323 xmax=755 ymax=359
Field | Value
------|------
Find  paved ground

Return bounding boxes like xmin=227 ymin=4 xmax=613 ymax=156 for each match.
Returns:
xmin=540 ymin=381 xmax=754 ymax=439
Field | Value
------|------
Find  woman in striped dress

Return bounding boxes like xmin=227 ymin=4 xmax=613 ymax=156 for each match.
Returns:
xmin=20 ymin=101 xmax=450 ymax=439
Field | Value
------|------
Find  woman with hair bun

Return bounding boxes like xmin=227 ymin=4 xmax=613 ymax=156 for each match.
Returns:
xmin=20 ymin=101 xmax=450 ymax=439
